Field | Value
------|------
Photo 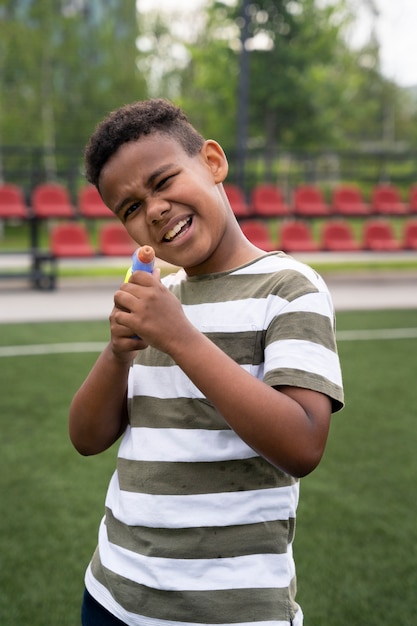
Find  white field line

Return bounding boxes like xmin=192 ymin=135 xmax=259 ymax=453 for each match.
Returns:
xmin=0 ymin=342 xmax=107 ymax=357
xmin=1 ymin=328 xmax=417 ymax=358
xmin=336 ymin=327 xmax=417 ymax=341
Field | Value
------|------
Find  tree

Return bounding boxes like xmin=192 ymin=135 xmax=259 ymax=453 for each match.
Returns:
xmin=0 ymin=0 xmax=146 ymax=178
xmin=177 ymin=3 xmax=240 ymax=151
xmin=1 ymin=0 xmax=416 ymax=187
xmin=229 ymin=0 xmax=354 ymax=148
xmin=135 ymin=3 xmax=238 ymax=146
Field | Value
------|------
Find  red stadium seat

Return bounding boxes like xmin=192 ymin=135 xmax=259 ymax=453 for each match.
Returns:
xmin=224 ymin=184 xmax=251 ymax=218
xmin=321 ymin=220 xmax=361 ymax=251
xmin=251 ymin=185 xmax=290 ymax=217
xmin=403 ymin=219 xmax=417 ymax=250
xmin=332 ymin=185 xmax=370 ymax=217
xmin=240 ymin=220 xmax=276 ymax=251
xmin=0 ymin=183 xmax=29 ymax=219
xmin=78 ymin=185 xmax=114 ymax=219
xmin=371 ymin=184 xmax=407 ymax=216
xmin=408 ymin=185 xmax=417 ymax=214
xmin=279 ymin=220 xmax=319 ymax=252
xmin=363 ymin=219 xmax=401 ymax=251
xmin=98 ymin=223 xmax=137 ymax=256
xmin=293 ymin=185 xmax=330 ymax=217
xmin=49 ymin=222 xmax=95 ymax=257
xmin=32 ymin=183 xmax=76 ymax=219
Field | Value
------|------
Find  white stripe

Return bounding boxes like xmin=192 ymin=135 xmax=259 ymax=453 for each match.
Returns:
xmin=183 ymin=297 xmax=288 ymax=330
xmin=182 ymin=291 xmax=334 ymax=332
xmin=162 ymin=267 xmax=187 ymax=287
xmin=129 ymin=365 xmax=256 ymax=399
xmin=232 ymin=253 xmax=321 ymax=285
xmin=265 ymin=339 xmax=343 ymax=387
xmin=85 ymin=567 xmax=299 ymax=626
xmin=129 ymin=363 xmax=202 ymax=399
xmin=118 ymin=427 xmax=258 ymax=462
xmin=98 ymin=520 xmax=295 ymax=591
xmin=105 ymin=472 xmax=299 ymax=528
xmin=280 ymin=290 xmax=335 ymax=321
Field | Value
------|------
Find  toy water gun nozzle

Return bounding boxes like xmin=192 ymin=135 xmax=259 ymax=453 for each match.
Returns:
xmin=124 ymin=246 xmax=155 ymax=282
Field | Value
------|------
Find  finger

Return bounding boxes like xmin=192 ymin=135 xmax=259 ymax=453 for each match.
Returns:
xmin=128 ymin=269 xmax=155 ymax=286
xmin=114 ymin=289 xmax=139 ymax=313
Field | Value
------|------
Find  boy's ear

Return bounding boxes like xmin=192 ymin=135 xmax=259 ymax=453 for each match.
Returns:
xmin=201 ymin=140 xmax=228 ymax=183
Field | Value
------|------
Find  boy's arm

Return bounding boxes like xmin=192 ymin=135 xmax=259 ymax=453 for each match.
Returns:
xmin=115 ymin=276 xmax=332 ymax=478
xmin=68 ymin=281 xmax=156 ymax=454
xmin=69 ymin=343 xmax=131 ymax=455
xmin=165 ymin=328 xmax=331 ymax=478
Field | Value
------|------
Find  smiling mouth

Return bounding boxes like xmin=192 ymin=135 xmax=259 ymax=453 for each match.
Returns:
xmin=163 ymin=217 xmax=192 ymax=242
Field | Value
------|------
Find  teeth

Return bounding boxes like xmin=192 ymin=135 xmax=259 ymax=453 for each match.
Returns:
xmin=164 ymin=218 xmax=190 ymax=241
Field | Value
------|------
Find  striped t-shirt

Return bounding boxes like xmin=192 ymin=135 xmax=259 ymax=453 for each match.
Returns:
xmin=85 ymin=252 xmax=344 ymax=626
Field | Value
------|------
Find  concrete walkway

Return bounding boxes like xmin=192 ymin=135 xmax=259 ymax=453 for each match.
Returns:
xmin=0 ymin=253 xmax=417 ymax=323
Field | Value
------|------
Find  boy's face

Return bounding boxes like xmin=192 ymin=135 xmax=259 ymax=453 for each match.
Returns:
xmin=98 ymin=133 xmax=241 ymax=276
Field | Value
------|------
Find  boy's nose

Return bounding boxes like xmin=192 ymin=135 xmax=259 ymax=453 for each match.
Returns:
xmin=147 ymin=197 xmax=171 ymax=224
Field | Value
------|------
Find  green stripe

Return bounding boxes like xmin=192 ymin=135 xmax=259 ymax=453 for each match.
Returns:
xmin=138 ymin=315 xmax=335 ymax=373
xmin=137 ymin=315 xmax=335 ymax=377
xmin=117 ymin=456 xmax=295 ymax=495
xmin=170 ymin=267 xmax=318 ymax=305
xmin=265 ymin=368 xmax=344 ymax=412
xmin=129 ymin=396 xmax=229 ymax=429
xmin=91 ymin=554 xmax=297 ymax=623
xmin=137 ymin=331 xmax=264 ymax=368
xmin=205 ymin=330 xmax=265 ymax=364
xmin=268 ymin=311 xmax=337 ymax=352
xmin=105 ymin=509 xmax=295 ymax=558
xmin=137 ymin=346 xmax=174 ymax=367
xmin=266 ymin=269 xmax=319 ymax=303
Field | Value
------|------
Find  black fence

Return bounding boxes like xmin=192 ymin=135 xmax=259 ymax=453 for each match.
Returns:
xmin=1 ymin=144 xmax=417 ymax=204
xmin=0 ymin=146 xmax=84 ymax=203
xmin=226 ymin=146 xmax=417 ymax=203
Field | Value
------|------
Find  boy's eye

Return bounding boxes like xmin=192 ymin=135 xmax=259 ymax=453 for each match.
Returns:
xmin=123 ymin=202 xmax=141 ymax=220
xmin=156 ymin=174 xmax=174 ymax=190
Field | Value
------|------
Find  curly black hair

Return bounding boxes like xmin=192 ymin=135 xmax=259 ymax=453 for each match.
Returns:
xmin=84 ymin=99 xmax=205 ymax=188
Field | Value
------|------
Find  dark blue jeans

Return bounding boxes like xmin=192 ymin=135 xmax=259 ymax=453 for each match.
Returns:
xmin=81 ymin=589 xmax=128 ymax=626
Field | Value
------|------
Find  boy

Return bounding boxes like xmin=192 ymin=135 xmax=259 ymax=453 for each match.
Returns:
xmin=70 ymin=98 xmax=344 ymax=626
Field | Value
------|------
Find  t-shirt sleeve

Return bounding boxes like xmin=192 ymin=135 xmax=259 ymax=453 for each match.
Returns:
xmin=263 ymin=289 xmax=344 ymax=413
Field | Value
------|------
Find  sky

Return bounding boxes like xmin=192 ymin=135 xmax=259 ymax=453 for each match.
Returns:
xmin=349 ymin=0 xmax=417 ymax=87
xmin=137 ymin=0 xmax=417 ymax=87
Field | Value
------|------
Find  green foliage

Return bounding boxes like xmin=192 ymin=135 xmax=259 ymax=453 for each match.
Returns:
xmin=0 ymin=0 xmax=147 ymax=152
xmin=177 ymin=0 xmax=417 ymax=151
xmin=1 ymin=0 xmax=417 ymax=180
xmin=179 ymin=43 xmax=239 ymax=149
xmin=246 ymin=0 xmax=348 ymax=146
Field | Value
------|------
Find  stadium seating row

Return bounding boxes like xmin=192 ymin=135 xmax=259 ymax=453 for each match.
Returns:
xmin=0 ymin=183 xmax=113 ymax=220
xmin=49 ymin=222 xmax=136 ymax=258
xmin=1 ymin=181 xmax=416 ymax=262
xmin=47 ymin=218 xmax=417 ymax=258
xmin=241 ymin=218 xmax=417 ymax=253
xmin=2 ymin=181 xmax=417 ymax=221
xmin=226 ymin=183 xmax=417 ymax=219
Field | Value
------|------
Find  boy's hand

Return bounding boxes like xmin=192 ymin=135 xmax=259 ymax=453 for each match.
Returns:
xmin=109 ymin=312 xmax=147 ymax=355
xmin=112 ymin=268 xmax=190 ymax=355
xmin=109 ymin=270 xmax=160 ymax=358
xmin=109 ymin=297 xmax=146 ymax=360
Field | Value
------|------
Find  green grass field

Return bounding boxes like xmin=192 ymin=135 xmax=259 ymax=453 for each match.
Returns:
xmin=1 ymin=310 xmax=417 ymax=625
